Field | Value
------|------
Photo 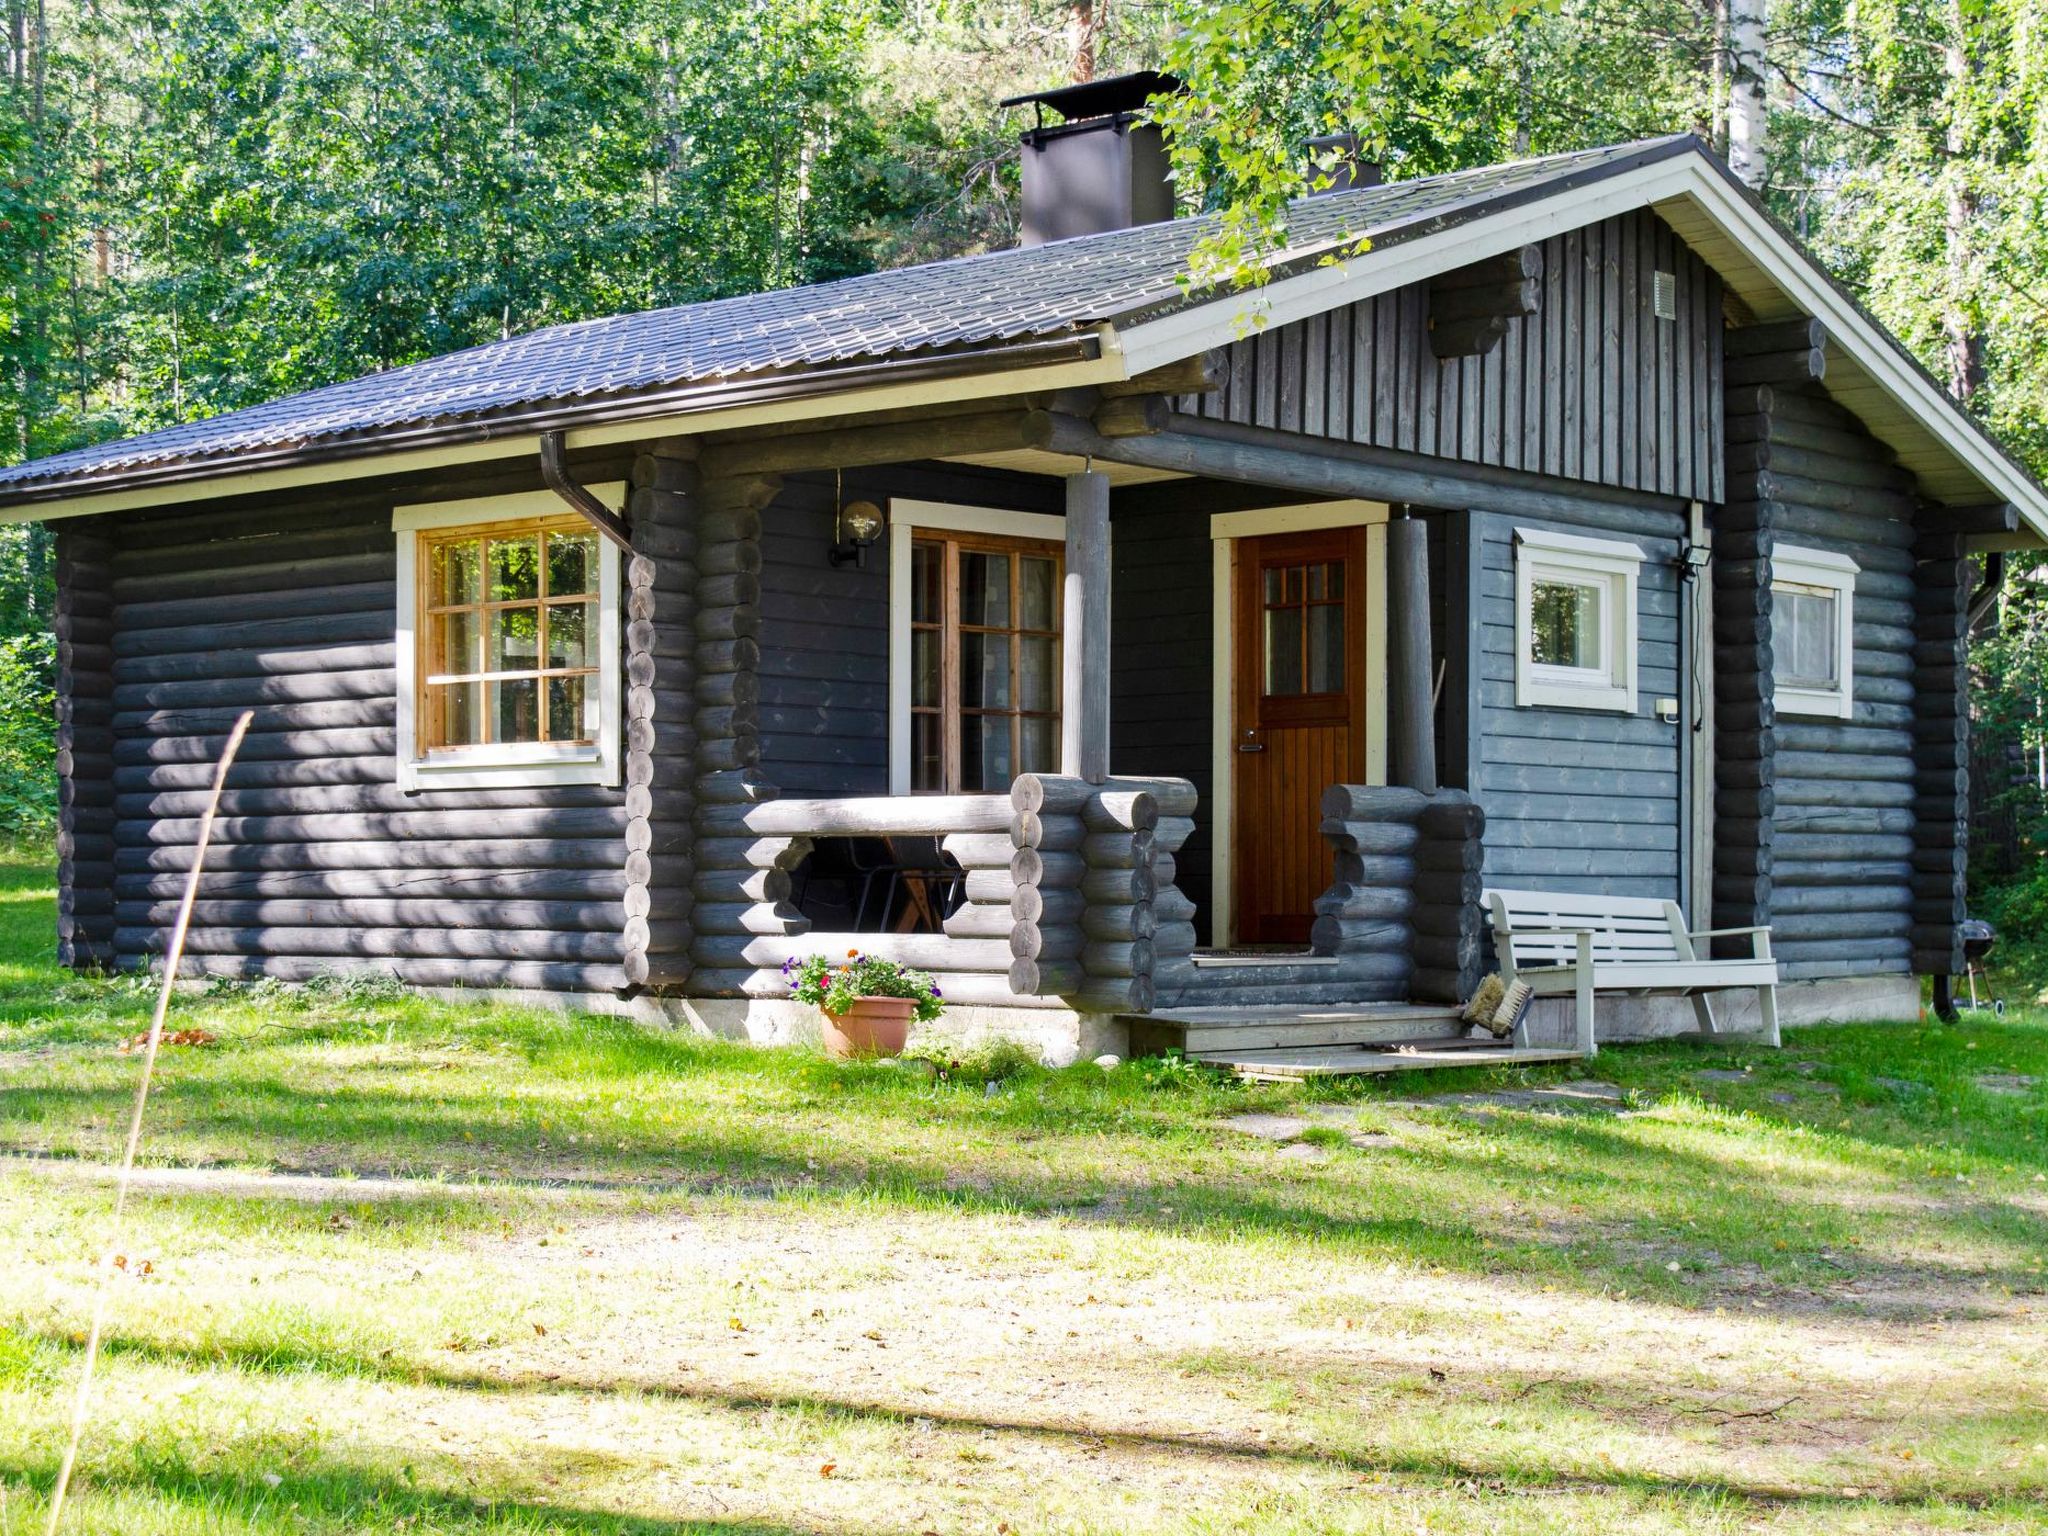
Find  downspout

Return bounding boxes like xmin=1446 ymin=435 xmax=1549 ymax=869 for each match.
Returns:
xmin=1967 ymin=549 xmax=2005 ymax=633
xmin=539 ymin=429 xmax=633 ymax=551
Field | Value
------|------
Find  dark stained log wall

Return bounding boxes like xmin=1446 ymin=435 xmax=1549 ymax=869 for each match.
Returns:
xmin=1912 ymin=531 xmax=1971 ymax=979
xmin=1723 ymin=375 xmax=1922 ymax=982
xmin=1178 ymin=208 xmax=1725 ymax=506
xmin=95 ymin=487 xmax=630 ymax=992
xmin=56 ymin=523 xmax=117 ymax=970
xmin=755 ymin=465 xmax=1059 ymax=798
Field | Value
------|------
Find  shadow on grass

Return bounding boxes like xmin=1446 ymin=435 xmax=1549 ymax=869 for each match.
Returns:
xmin=0 ymin=1448 xmax=852 ymax=1534
xmin=12 ymin=1328 xmax=2039 ymax=1518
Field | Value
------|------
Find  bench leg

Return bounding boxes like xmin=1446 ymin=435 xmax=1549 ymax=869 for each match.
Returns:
xmin=1690 ymin=992 xmax=1719 ymax=1037
xmin=1757 ymin=983 xmax=1781 ymax=1049
xmin=1574 ymin=932 xmax=1596 ymax=1057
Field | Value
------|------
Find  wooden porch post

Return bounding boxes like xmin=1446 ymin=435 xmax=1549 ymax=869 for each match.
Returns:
xmin=1062 ymin=469 xmax=1111 ymax=784
xmin=1386 ymin=509 xmax=1438 ymax=794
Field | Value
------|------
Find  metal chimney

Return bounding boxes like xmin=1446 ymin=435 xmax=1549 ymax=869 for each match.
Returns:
xmin=1001 ymin=71 xmax=1181 ymax=247
xmin=1304 ymin=133 xmax=1383 ymax=195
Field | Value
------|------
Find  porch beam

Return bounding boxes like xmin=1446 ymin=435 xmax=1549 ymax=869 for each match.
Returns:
xmin=1043 ymin=414 xmax=1690 ymax=530
xmin=1062 ymin=470 xmax=1111 ymax=784
xmin=699 ymin=408 xmax=1059 ymax=478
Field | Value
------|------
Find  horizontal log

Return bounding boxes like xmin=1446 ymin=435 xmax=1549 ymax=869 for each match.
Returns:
xmin=692 ymin=931 xmax=1010 ymax=972
xmin=132 ymin=806 xmax=632 ymax=848
xmin=1722 ymin=347 xmax=1825 ymax=388
xmin=1009 ymin=884 xmax=1084 ymax=926
xmin=1081 ymin=791 xmax=1158 ymax=834
xmin=116 ymin=896 xmax=623 ymax=933
xmin=941 ymin=903 xmax=1015 ymax=940
xmin=1079 ymin=830 xmax=1154 ymax=869
xmin=112 ymin=668 xmax=395 ymax=712
xmin=1724 ymin=317 xmax=1827 ymax=358
xmin=699 ymin=794 xmax=1011 ymax=838
xmin=1081 ymin=939 xmax=1153 ymax=978
xmin=117 ymin=924 xmax=623 ymax=963
xmin=141 ymin=952 xmax=627 ymax=994
xmin=112 ymin=755 xmax=395 ymax=793
xmin=115 ymin=867 xmax=630 ymax=904
xmin=115 ymin=837 xmax=626 ymax=874
xmin=1009 ymin=923 xmax=1083 ymax=963
xmin=1082 ymin=903 xmax=1156 ymax=943
xmin=1009 ymin=957 xmax=1083 ymax=996
xmin=1322 ymin=784 xmax=1428 ymax=823
xmin=700 ymin=408 xmax=1057 ymax=479
xmin=1321 ymin=820 xmax=1423 ymax=857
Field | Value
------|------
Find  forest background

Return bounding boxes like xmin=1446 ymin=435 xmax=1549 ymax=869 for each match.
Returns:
xmin=3 ymin=0 xmax=2045 ymax=975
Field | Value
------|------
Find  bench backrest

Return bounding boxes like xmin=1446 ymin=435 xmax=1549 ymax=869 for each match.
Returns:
xmin=1484 ymin=887 xmax=1690 ymax=970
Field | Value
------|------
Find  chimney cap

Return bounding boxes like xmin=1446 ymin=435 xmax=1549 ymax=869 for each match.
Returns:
xmin=1000 ymin=70 xmax=1182 ymax=128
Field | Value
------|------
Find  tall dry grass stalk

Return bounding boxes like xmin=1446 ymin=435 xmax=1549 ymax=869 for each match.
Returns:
xmin=43 ymin=710 xmax=254 ymax=1535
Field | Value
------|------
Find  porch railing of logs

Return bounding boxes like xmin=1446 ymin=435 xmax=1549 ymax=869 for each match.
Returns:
xmin=686 ymin=773 xmax=1198 ymax=1015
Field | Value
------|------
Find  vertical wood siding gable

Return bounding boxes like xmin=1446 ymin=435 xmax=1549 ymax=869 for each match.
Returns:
xmin=1183 ymin=208 xmax=1723 ymax=504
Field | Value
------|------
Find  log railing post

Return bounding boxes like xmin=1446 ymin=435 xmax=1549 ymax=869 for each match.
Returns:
xmin=1062 ymin=470 xmax=1111 ymax=784
xmin=1386 ymin=511 xmax=1438 ymax=793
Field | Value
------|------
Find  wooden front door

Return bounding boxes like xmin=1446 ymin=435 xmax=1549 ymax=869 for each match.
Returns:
xmin=1231 ymin=527 xmax=1368 ymax=946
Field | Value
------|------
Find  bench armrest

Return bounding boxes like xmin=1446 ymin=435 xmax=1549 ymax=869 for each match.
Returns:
xmin=1501 ymin=924 xmax=1596 ymax=939
xmin=1689 ymin=925 xmax=1770 ymax=938
xmin=1687 ymin=924 xmax=1773 ymax=961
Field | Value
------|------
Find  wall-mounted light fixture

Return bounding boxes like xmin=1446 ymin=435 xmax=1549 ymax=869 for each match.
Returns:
xmin=828 ymin=472 xmax=885 ymax=568
xmin=1677 ymin=541 xmax=1712 ymax=582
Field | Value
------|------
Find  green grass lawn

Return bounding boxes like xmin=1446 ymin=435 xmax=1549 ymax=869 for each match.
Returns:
xmin=0 ymin=848 xmax=2044 ymax=1533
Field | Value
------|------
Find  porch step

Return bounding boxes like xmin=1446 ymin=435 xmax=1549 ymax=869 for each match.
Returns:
xmin=1124 ymin=1002 xmax=1465 ymax=1057
xmin=1198 ymin=1041 xmax=1587 ymax=1082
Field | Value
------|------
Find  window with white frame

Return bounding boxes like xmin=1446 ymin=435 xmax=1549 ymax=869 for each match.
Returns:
xmin=1772 ymin=545 xmax=1857 ymax=719
xmin=392 ymin=488 xmax=622 ymax=790
xmin=1513 ymin=527 xmax=1643 ymax=712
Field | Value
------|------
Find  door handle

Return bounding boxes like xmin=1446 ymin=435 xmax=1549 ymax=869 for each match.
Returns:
xmin=1236 ymin=743 xmax=1265 ymax=753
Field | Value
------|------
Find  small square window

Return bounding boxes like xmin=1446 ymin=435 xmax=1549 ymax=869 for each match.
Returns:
xmin=1772 ymin=546 xmax=1857 ymax=718
xmin=1514 ymin=527 xmax=1643 ymax=713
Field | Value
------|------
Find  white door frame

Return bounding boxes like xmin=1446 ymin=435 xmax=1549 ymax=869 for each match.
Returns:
xmin=1208 ymin=500 xmax=1391 ymax=947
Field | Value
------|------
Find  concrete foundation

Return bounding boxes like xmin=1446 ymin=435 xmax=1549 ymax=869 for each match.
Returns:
xmin=1521 ymin=972 xmax=1921 ymax=1047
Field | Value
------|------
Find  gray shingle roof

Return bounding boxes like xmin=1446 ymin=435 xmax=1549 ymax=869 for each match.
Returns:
xmin=0 ymin=136 xmax=1695 ymax=499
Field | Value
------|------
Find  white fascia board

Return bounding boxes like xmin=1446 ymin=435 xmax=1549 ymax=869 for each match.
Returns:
xmin=1111 ymin=151 xmax=2048 ymax=544
xmin=1111 ymin=156 xmax=1700 ymax=376
xmin=1 ymin=342 xmax=1125 ymax=525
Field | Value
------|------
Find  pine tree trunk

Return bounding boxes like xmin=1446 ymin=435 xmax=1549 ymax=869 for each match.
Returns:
xmin=1941 ymin=5 xmax=1984 ymax=403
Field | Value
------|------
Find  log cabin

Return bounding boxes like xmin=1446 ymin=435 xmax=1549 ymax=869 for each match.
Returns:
xmin=8 ymin=75 xmax=2045 ymax=1066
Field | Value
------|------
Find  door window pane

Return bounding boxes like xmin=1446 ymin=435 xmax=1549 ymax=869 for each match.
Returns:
xmin=910 ymin=713 xmax=942 ymax=791
xmin=910 ymin=541 xmax=942 ymax=624
xmin=1018 ymin=636 xmax=1055 ymax=712
xmin=1019 ymin=557 xmax=1057 ymax=630
xmin=1020 ymin=715 xmax=1056 ymax=774
xmin=961 ymin=552 xmax=1011 ymax=627
xmin=1307 ymin=602 xmax=1344 ymax=693
xmin=961 ymin=715 xmax=1013 ymax=791
xmin=1529 ymin=579 xmax=1603 ymax=670
xmin=1265 ymin=605 xmax=1304 ymax=696
xmin=911 ymin=629 xmax=940 ymax=708
xmin=962 ymin=632 xmax=1012 ymax=709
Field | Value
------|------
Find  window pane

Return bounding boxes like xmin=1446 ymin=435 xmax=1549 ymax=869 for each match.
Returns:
xmin=1265 ymin=605 xmax=1304 ymax=696
xmin=546 ymin=601 xmax=595 ymax=670
xmin=1019 ymin=557 xmax=1057 ymax=630
xmin=1776 ymin=587 xmax=1838 ymax=688
xmin=1307 ymin=563 xmax=1327 ymax=601
xmin=488 ymin=606 xmax=541 ymax=672
xmin=1307 ymin=602 xmax=1345 ymax=693
xmin=1018 ymin=636 xmax=1055 ymax=712
xmin=910 ymin=714 xmax=942 ymax=792
xmin=1263 ymin=567 xmax=1283 ymax=604
xmin=962 ymin=632 xmax=1012 ymax=709
xmin=910 ymin=542 xmax=942 ymax=624
xmin=1019 ymin=715 xmax=1056 ymax=774
xmin=429 ymin=682 xmax=482 ymax=747
xmin=911 ymin=629 xmax=940 ymax=708
xmin=547 ymin=675 xmax=589 ymax=742
xmin=1324 ymin=561 xmax=1344 ymax=600
xmin=429 ymin=539 xmax=481 ymax=607
xmin=547 ymin=531 xmax=598 ymax=597
xmin=961 ymin=552 xmax=1011 ymax=627
xmin=489 ymin=534 xmax=541 ymax=601
xmin=431 ymin=610 xmax=478 ymax=677
xmin=961 ymin=715 xmax=1012 ymax=791
xmin=489 ymin=677 xmax=540 ymax=743
xmin=1529 ymin=579 xmax=1602 ymax=670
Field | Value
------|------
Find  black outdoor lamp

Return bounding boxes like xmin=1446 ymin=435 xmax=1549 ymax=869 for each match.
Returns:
xmin=828 ymin=472 xmax=885 ymax=568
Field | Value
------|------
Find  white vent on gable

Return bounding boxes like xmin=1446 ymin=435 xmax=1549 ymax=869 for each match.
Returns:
xmin=1653 ymin=270 xmax=1678 ymax=321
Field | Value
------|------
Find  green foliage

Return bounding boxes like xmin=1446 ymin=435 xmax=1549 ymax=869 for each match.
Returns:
xmin=0 ymin=631 xmax=53 ymax=833
xmin=785 ymin=948 xmax=947 ymax=1023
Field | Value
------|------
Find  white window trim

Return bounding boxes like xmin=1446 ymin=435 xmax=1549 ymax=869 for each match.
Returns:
xmin=392 ymin=486 xmax=624 ymax=792
xmin=1513 ymin=525 xmax=1643 ymax=713
xmin=886 ymin=499 xmax=1074 ymax=796
xmin=1772 ymin=544 xmax=1858 ymax=720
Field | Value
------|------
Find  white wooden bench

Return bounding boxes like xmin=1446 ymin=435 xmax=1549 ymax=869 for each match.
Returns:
xmin=1484 ymin=888 xmax=1780 ymax=1057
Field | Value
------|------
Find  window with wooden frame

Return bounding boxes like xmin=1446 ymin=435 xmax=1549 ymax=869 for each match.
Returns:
xmin=1771 ymin=544 xmax=1857 ymax=719
xmin=906 ymin=531 xmax=1063 ymax=792
xmin=393 ymin=489 xmax=622 ymax=791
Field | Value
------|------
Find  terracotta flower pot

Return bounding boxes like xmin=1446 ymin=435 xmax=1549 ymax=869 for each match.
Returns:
xmin=820 ymin=996 xmax=916 ymax=1060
